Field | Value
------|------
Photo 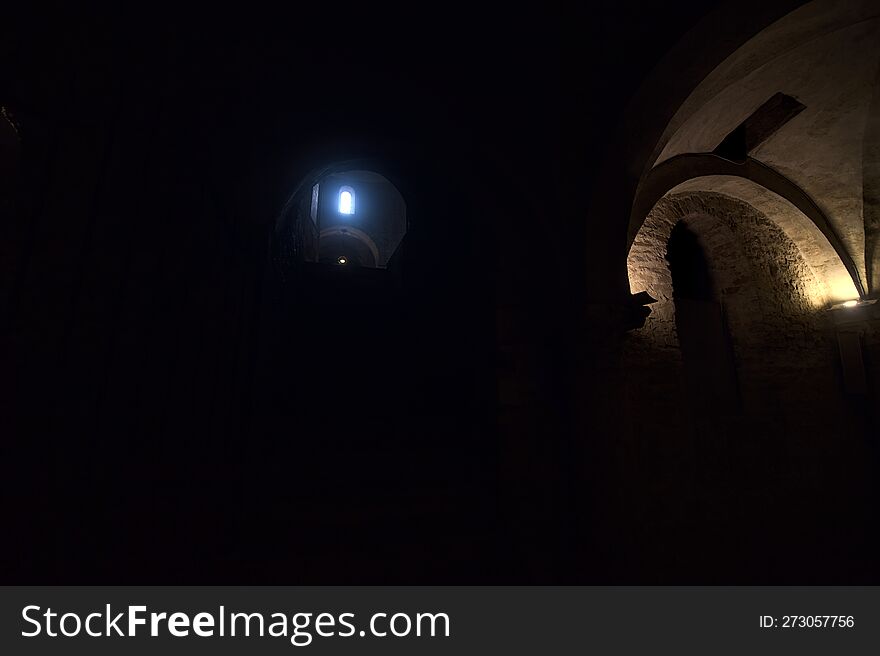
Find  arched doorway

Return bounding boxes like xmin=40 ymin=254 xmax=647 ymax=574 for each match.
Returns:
xmin=667 ymin=220 xmax=741 ymax=418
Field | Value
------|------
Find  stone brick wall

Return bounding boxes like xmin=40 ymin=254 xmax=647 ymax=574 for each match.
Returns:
xmin=615 ymin=191 xmax=872 ymax=581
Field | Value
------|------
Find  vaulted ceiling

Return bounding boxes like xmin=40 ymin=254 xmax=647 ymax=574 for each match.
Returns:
xmin=637 ymin=0 xmax=880 ymax=301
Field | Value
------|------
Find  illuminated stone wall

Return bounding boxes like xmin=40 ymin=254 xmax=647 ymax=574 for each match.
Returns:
xmin=616 ymin=191 xmax=872 ymax=581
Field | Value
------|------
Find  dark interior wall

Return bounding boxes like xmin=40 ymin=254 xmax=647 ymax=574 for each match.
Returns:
xmin=0 ymin=37 xmax=503 ymax=580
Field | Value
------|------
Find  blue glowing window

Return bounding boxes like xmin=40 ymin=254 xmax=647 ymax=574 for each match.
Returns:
xmin=338 ymin=186 xmax=355 ymax=215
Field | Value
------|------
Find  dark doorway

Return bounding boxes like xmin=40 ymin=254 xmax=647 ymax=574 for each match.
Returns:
xmin=667 ymin=220 xmax=740 ymax=417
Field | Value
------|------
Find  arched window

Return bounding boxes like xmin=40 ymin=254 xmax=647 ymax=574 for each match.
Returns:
xmin=278 ymin=168 xmax=405 ymax=270
xmin=338 ymin=186 xmax=355 ymax=215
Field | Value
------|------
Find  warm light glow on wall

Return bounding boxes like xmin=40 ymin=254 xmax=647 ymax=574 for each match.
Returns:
xmin=829 ymin=298 xmax=878 ymax=311
xmin=823 ymin=274 xmax=860 ymax=307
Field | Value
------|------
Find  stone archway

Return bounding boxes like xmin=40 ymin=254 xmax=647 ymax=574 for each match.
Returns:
xmin=630 ymin=155 xmax=864 ymax=302
xmin=628 ymin=191 xmax=827 ymax=366
xmin=618 ymin=190 xmax=870 ymax=581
